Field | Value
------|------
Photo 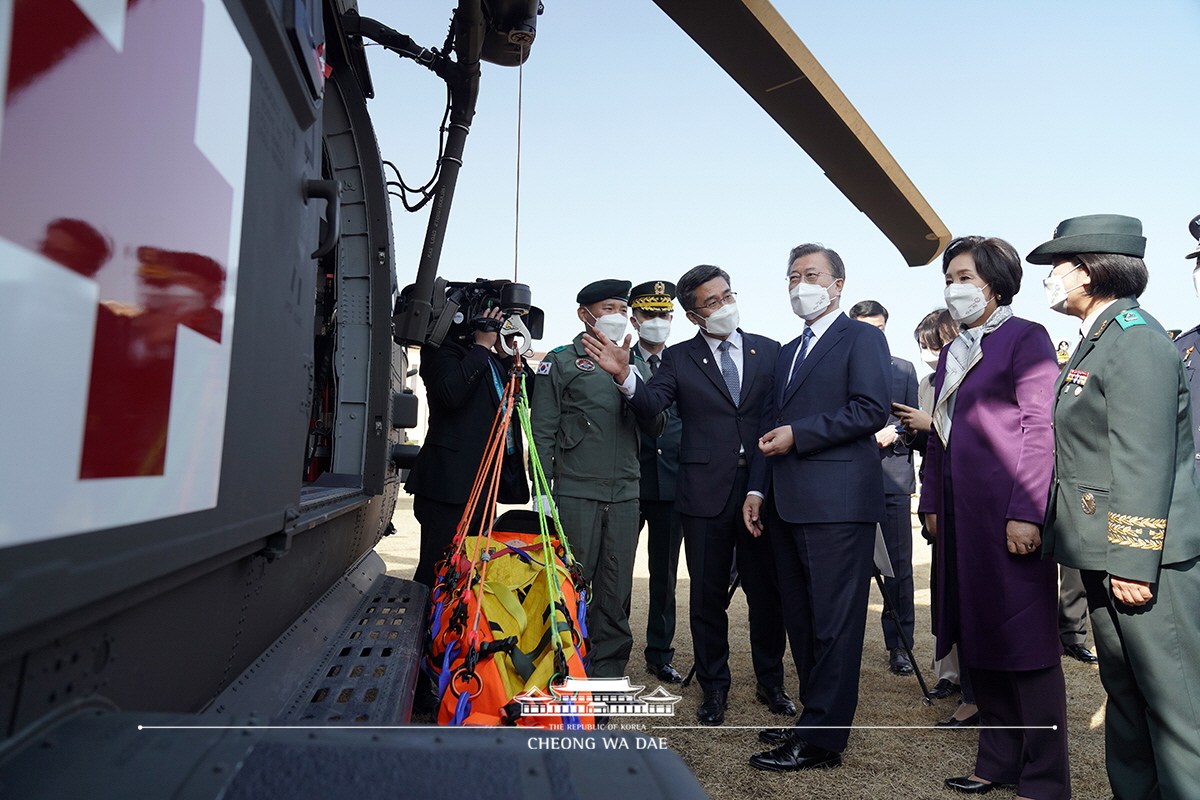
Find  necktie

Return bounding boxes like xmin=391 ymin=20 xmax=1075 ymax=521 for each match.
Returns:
xmin=718 ymin=340 xmax=740 ymax=405
xmin=787 ymin=327 xmax=815 ymax=390
xmin=649 ymin=353 xmax=660 ymax=375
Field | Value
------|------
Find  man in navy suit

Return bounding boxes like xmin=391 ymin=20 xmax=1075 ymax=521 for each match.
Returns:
xmin=584 ymin=264 xmax=791 ymax=726
xmin=849 ymin=300 xmax=920 ymax=677
xmin=744 ymin=244 xmax=891 ymax=771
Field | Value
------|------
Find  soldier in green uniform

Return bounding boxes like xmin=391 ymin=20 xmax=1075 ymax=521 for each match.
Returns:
xmin=1031 ymin=214 xmax=1200 ymax=800
xmin=531 ymin=279 xmax=665 ymax=678
xmin=1172 ymin=214 xmax=1200 ymax=470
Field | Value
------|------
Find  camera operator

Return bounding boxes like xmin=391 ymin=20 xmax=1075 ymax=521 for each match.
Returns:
xmin=405 ymin=306 xmax=531 ymax=590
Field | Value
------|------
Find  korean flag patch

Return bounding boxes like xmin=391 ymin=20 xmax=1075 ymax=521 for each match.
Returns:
xmin=536 ymin=361 xmax=553 ymax=375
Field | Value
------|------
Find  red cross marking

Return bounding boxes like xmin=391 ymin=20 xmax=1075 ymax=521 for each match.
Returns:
xmin=0 ymin=0 xmax=236 ymax=478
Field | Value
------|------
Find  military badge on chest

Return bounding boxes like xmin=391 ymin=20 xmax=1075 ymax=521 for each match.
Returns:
xmin=1081 ymin=492 xmax=1097 ymax=515
xmin=1063 ymin=369 xmax=1089 ymax=397
xmin=575 ymin=358 xmax=596 ymax=372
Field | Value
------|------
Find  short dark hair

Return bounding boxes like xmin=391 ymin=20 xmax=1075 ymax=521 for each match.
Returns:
xmin=787 ymin=243 xmax=845 ymax=280
xmin=914 ymin=308 xmax=959 ymax=350
xmin=677 ymin=264 xmax=731 ymax=311
xmin=1075 ymin=252 xmax=1148 ymax=299
xmin=849 ymin=300 xmax=888 ymax=321
xmin=941 ymin=236 xmax=1022 ymax=305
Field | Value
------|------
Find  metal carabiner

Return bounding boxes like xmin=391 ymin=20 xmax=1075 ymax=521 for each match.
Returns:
xmin=498 ymin=314 xmax=532 ymax=357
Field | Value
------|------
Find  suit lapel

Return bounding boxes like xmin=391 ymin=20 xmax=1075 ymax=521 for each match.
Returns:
xmin=687 ymin=332 xmax=734 ymax=405
xmin=739 ymin=331 xmax=761 ymax=409
xmin=1055 ymin=298 xmax=1137 ymax=406
xmin=782 ymin=315 xmax=846 ymax=406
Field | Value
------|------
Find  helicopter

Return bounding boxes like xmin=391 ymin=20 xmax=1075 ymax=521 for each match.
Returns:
xmin=0 ymin=0 xmax=946 ymax=796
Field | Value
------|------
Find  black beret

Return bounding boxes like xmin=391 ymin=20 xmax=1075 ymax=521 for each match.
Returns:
xmin=576 ymin=279 xmax=631 ymax=305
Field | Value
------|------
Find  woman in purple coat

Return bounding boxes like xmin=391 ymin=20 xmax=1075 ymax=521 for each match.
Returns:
xmin=918 ymin=236 xmax=1069 ymax=799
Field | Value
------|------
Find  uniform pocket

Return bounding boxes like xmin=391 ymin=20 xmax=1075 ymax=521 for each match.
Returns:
xmin=562 ymin=412 xmax=591 ymax=450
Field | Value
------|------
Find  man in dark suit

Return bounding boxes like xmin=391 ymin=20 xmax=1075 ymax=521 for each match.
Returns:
xmin=629 ymin=280 xmax=685 ymax=684
xmin=584 ymin=264 xmax=791 ymax=726
xmin=849 ymin=300 xmax=919 ymax=676
xmin=405 ymin=307 xmax=530 ymax=589
xmin=745 ymin=244 xmax=891 ymax=771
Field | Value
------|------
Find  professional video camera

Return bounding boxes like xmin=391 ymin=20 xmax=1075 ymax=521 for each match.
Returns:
xmin=394 ymin=277 xmax=544 ymax=351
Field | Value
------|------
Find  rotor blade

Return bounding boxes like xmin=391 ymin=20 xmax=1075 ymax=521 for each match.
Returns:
xmin=652 ymin=0 xmax=950 ymax=266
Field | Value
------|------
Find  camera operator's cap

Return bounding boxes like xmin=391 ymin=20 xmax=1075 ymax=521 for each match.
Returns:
xmin=630 ymin=280 xmax=676 ymax=312
xmin=1186 ymin=214 xmax=1200 ymax=260
xmin=1026 ymin=214 xmax=1146 ymax=265
xmin=576 ymin=279 xmax=631 ymax=305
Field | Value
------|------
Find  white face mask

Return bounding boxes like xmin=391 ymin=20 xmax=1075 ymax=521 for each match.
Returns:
xmin=920 ymin=347 xmax=940 ymax=369
xmin=789 ymin=281 xmax=835 ymax=321
xmin=1044 ymin=265 xmax=1081 ymax=314
xmin=698 ymin=303 xmax=739 ymax=337
xmin=1193 ymin=265 xmax=1200 ymax=299
xmin=636 ymin=317 xmax=671 ymax=345
xmin=944 ymin=282 xmax=991 ymax=324
xmin=588 ymin=309 xmax=627 ymax=342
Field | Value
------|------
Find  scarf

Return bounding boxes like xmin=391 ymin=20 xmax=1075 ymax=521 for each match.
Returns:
xmin=931 ymin=305 xmax=1014 ymax=446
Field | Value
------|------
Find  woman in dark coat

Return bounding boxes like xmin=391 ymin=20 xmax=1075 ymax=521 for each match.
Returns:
xmin=1032 ymin=214 xmax=1200 ymax=800
xmin=917 ymin=236 xmax=1069 ymax=798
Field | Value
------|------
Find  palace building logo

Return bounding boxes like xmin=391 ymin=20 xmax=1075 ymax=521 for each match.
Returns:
xmin=515 ymin=677 xmax=682 ymax=718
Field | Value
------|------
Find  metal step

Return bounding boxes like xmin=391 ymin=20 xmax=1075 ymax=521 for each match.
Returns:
xmin=206 ymin=551 xmax=428 ymax=725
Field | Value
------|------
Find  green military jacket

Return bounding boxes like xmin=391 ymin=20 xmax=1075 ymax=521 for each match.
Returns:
xmin=530 ymin=333 xmax=665 ymax=503
xmin=1045 ymin=298 xmax=1200 ymax=583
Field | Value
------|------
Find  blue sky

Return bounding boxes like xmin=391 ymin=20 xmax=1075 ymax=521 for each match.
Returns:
xmin=358 ymin=0 xmax=1200 ymax=368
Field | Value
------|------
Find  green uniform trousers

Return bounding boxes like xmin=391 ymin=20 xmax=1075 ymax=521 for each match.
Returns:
xmin=557 ymin=495 xmax=639 ymax=679
xmin=1082 ymin=559 xmax=1200 ymax=800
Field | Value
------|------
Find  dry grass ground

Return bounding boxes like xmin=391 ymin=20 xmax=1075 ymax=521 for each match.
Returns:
xmin=378 ymin=497 xmax=1109 ymax=799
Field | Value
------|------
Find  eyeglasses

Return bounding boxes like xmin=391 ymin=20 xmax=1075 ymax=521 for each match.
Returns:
xmin=693 ymin=292 xmax=737 ymax=312
xmin=788 ymin=270 xmax=834 ymax=286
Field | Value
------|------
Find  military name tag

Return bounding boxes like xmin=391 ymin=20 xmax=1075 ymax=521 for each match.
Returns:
xmin=575 ymin=358 xmax=596 ymax=372
xmin=1081 ymin=492 xmax=1096 ymax=515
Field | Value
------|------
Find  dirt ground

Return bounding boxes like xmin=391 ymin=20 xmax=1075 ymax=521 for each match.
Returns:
xmin=376 ymin=497 xmax=1109 ymax=800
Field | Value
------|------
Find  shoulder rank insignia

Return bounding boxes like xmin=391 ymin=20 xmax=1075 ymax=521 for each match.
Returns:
xmin=574 ymin=358 xmax=596 ymax=372
xmin=1116 ymin=310 xmax=1146 ymax=329
xmin=1066 ymin=369 xmax=1089 ymax=387
xmin=536 ymin=361 xmax=552 ymax=375
xmin=549 ymin=344 xmax=569 ymax=353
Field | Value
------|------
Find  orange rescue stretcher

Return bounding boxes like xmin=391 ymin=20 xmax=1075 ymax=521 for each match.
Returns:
xmin=425 ymin=355 xmax=592 ymax=727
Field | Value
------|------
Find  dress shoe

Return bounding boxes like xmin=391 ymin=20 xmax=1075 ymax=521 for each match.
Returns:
xmin=757 ymin=727 xmax=792 ymax=746
xmin=697 ymin=689 xmax=727 ymax=725
xmin=1063 ymin=643 xmax=1100 ymax=664
xmin=944 ymin=775 xmax=996 ymax=794
xmin=749 ymin=735 xmax=841 ymax=772
xmin=888 ymin=647 xmax=915 ymax=675
xmin=646 ymin=662 xmax=684 ymax=683
xmin=929 ymin=678 xmax=961 ymax=700
xmin=754 ymin=684 xmax=797 ymax=716
xmin=935 ymin=710 xmax=980 ymax=728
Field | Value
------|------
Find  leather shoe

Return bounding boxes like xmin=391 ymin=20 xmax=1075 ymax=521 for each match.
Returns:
xmin=1063 ymin=643 xmax=1099 ymax=664
xmin=646 ymin=662 xmax=684 ymax=683
xmin=757 ymin=727 xmax=792 ymax=746
xmin=888 ymin=648 xmax=914 ymax=675
xmin=697 ymin=689 xmax=727 ymax=725
xmin=935 ymin=710 xmax=980 ymax=728
xmin=944 ymin=775 xmax=995 ymax=794
xmin=929 ymin=678 xmax=961 ymax=699
xmin=749 ymin=735 xmax=841 ymax=772
xmin=755 ymin=684 xmax=797 ymax=716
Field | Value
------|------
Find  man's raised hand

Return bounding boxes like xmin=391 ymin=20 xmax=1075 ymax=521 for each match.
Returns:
xmin=582 ymin=331 xmax=634 ymax=382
